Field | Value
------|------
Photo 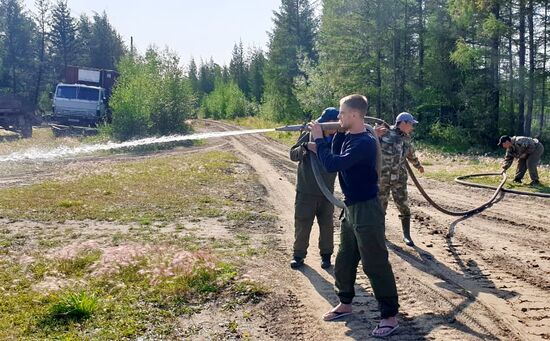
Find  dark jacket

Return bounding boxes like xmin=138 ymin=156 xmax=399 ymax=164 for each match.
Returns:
xmin=315 ymin=131 xmax=379 ymax=205
xmin=290 ymin=132 xmax=337 ymax=196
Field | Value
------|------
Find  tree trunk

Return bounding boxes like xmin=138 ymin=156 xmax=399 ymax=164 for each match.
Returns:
xmin=508 ymin=3 xmax=515 ymax=134
xmin=525 ymin=0 xmax=535 ymax=136
xmin=34 ymin=23 xmax=46 ymax=106
xmin=518 ymin=0 xmax=526 ymax=135
xmin=393 ymin=34 xmax=399 ymax=115
xmin=400 ymin=0 xmax=408 ymax=111
xmin=417 ymin=0 xmax=424 ymax=88
xmin=376 ymin=48 xmax=382 ymax=117
xmin=375 ymin=0 xmax=382 ymax=117
xmin=541 ymin=0 xmax=548 ymax=136
xmin=490 ymin=1 xmax=501 ymax=138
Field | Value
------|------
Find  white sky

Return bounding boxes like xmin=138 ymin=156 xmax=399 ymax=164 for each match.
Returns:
xmin=22 ymin=0 xmax=285 ymax=66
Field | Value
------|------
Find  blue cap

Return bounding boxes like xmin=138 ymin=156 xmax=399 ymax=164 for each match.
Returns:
xmin=317 ymin=107 xmax=339 ymax=123
xmin=395 ymin=112 xmax=418 ymax=124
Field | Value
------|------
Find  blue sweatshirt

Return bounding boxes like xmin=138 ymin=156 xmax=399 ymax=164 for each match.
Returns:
xmin=315 ymin=131 xmax=379 ymax=206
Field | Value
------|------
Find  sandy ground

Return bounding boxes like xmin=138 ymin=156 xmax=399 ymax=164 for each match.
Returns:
xmin=203 ymin=119 xmax=550 ymax=341
xmin=1 ymin=122 xmax=549 ymax=340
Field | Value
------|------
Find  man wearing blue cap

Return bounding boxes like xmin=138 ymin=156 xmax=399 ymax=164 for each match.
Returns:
xmin=289 ymin=107 xmax=339 ymax=269
xmin=378 ymin=112 xmax=424 ymax=247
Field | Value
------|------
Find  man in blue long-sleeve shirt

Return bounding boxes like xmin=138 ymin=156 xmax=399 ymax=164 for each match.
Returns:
xmin=309 ymin=94 xmax=399 ymax=338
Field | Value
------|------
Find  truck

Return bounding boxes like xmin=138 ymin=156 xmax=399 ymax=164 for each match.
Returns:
xmin=0 ymin=95 xmax=34 ymax=138
xmin=52 ymin=66 xmax=118 ymax=126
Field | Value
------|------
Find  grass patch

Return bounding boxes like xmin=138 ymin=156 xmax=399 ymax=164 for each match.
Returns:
xmin=56 ymin=250 xmax=102 ymax=277
xmin=0 ymin=151 xmax=246 ymax=222
xmin=227 ymin=210 xmax=278 ymax=224
xmin=0 ymin=246 xmax=251 ymax=339
xmin=48 ymin=291 xmax=98 ymax=320
xmin=233 ymin=280 xmax=269 ymax=303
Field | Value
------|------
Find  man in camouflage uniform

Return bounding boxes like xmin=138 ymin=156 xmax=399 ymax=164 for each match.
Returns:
xmin=378 ymin=112 xmax=424 ymax=247
xmin=498 ymin=135 xmax=544 ymax=186
xmin=289 ymin=108 xmax=338 ymax=269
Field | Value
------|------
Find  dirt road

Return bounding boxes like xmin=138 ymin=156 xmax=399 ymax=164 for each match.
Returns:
xmin=204 ymin=120 xmax=550 ymax=341
xmin=1 ymin=121 xmax=548 ymax=340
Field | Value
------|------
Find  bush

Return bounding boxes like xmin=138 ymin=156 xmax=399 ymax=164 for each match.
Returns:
xmin=428 ymin=121 xmax=472 ymax=152
xmin=201 ymin=80 xmax=251 ymax=119
xmin=109 ymin=49 xmax=194 ymax=140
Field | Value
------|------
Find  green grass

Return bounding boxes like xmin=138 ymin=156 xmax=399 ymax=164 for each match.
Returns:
xmin=0 ymin=151 xmax=246 ymax=222
xmin=49 ymin=292 xmax=98 ymax=320
xmin=0 ymin=144 xmax=276 ymax=339
xmin=56 ymin=250 xmax=102 ymax=277
xmin=417 ymin=151 xmax=550 ymax=193
xmin=0 ymin=246 xmax=263 ymax=339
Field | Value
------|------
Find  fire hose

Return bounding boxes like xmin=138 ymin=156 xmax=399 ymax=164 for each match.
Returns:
xmin=277 ymin=117 xmax=548 ymax=217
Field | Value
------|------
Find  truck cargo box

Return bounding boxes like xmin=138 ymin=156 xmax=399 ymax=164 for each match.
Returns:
xmin=65 ymin=66 xmax=118 ymax=97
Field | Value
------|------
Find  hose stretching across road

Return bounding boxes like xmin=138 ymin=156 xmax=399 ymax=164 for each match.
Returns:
xmin=309 ymin=116 xmax=548 ymax=218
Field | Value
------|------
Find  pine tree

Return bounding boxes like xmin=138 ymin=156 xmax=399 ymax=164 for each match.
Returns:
xmin=198 ymin=58 xmax=221 ymax=95
xmin=229 ymin=40 xmax=249 ymax=96
xmin=50 ymin=0 xmax=77 ymax=76
xmin=0 ymin=0 xmax=35 ymax=96
xmin=248 ymin=47 xmax=265 ymax=103
xmin=32 ymin=0 xmax=50 ymax=104
xmin=449 ymin=0 xmax=506 ymax=141
xmin=262 ymin=0 xmax=318 ymax=122
xmin=187 ymin=57 xmax=200 ymax=107
xmin=76 ymin=14 xmax=92 ymax=66
xmin=89 ymin=11 xmax=125 ymax=69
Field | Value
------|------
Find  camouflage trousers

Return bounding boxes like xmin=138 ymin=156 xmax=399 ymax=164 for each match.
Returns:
xmin=515 ymin=143 xmax=544 ymax=182
xmin=379 ymin=178 xmax=410 ymax=218
xmin=293 ymin=192 xmax=335 ymax=258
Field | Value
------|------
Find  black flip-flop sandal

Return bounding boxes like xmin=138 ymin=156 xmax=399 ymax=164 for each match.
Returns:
xmin=323 ymin=310 xmax=352 ymax=321
xmin=371 ymin=324 xmax=399 ymax=338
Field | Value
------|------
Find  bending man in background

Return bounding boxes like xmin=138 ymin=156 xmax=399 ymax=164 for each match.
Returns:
xmin=498 ymin=135 xmax=544 ymax=186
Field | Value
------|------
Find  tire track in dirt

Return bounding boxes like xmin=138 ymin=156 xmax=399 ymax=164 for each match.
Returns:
xmin=204 ymin=120 xmax=533 ymax=340
xmin=400 ymin=174 xmax=550 ymax=340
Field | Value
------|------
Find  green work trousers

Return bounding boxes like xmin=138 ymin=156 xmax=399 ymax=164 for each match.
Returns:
xmin=515 ymin=143 xmax=544 ymax=182
xmin=334 ymin=197 xmax=399 ymax=319
xmin=293 ymin=192 xmax=334 ymax=258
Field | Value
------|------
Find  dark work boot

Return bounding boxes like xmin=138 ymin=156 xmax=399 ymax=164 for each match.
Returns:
xmin=513 ymin=178 xmax=522 ymax=184
xmin=401 ymin=216 xmax=415 ymax=247
xmin=320 ymin=254 xmax=332 ymax=269
xmin=529 ymin=180 xmax=541 ymax=186
xmin=290 ymin=256 xmax=304 ymax=269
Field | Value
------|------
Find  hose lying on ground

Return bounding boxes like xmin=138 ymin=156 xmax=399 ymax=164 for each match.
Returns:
xmin=455 ymin=172 xmax=550 ymax=198
xmin=406 ymin=163 xmax=507 ymax=216
xmin=309 ymin=116 xmax=547 ymax=218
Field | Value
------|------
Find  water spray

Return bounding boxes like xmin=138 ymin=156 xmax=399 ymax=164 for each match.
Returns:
xmin=0 ymin=128 xmax=275 ymax=163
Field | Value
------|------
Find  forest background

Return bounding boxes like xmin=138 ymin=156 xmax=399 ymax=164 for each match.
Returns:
xmin=1 ymin=0 xmax=549 ymax=153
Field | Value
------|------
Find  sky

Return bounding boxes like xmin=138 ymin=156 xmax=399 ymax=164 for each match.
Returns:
xmin=22 ymin=0 xmax=284 ymax=66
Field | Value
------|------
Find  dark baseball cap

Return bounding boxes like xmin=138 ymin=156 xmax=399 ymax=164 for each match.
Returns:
xmin=317 ymin=107 xmax=339 ymax=123
xmin=395 ymin=112 xmax=418 ymax=124
xmin=497 ymin=135 xmax=511 ymax=146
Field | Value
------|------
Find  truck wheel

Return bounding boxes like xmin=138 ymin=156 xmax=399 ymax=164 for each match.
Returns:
xmin=20 ymin=117 xmax=33 ymax=138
